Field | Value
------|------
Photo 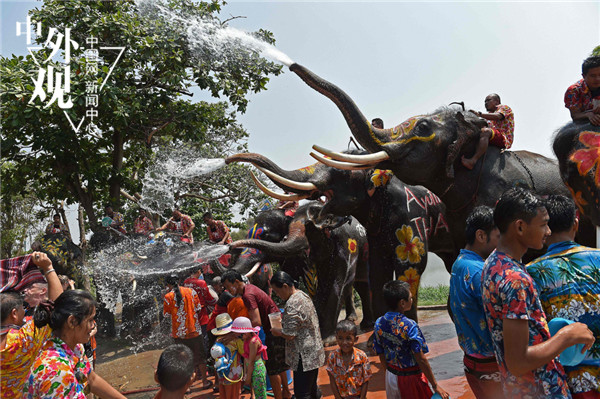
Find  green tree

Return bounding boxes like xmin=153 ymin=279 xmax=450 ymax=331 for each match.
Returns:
xmin=1 ymin=0 xmax=280 ymax=236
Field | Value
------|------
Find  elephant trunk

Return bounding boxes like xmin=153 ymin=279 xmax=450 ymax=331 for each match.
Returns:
xmin=225 ymin=153 xmax=317 ymax=194
xmin=231 ymin=220 xmax=309 ymax=257
xmin=289 ymin=63 xmax=391 ymax=153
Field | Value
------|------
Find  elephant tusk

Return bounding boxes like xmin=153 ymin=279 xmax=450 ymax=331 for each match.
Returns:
xmin=132 ymin=279 xmax=137 ymax=293
xmin=312 ymin=145 xmax=389 ymax=164
xmin=310 ymin=152 xmax=375 ymax=170
xmin=255 ymin=166 xmax=318 ymax=192
xmin=245 ymin=262 xmax=262 ymax=278
xmin=250 ymin=172 xmax=311 ymax=201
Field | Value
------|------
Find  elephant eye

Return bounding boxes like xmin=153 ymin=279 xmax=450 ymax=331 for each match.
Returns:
xmin=413 ymin=120 xmax=431 ymax=135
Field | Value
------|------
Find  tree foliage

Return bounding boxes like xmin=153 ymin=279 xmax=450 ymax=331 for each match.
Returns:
xmin=1 ymin=0 xmax=281 ymax=238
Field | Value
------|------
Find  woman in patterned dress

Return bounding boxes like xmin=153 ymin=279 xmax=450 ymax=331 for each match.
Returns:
xmin=24 ymin=290 xmax=125 ymax=398
xmin=270 ymin=271 xmax=325 ymax=399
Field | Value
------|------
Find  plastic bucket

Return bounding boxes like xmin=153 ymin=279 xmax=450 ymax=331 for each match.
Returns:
xmin=547 ymin=317 xmax=587 ymax=366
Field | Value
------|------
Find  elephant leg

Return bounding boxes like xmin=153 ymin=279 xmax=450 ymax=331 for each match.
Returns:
xmin=343 ymin=284 xmax=358 ymax=322
xmin=370 ymin=260 xmax=394 ymax=321
xmin=354 ymin=280 xmax=374 ymax=330
xmin=315 ymin=279 xmax=345 ymax=346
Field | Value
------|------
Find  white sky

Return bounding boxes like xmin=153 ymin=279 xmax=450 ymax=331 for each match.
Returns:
xmin=2 ymin=1 xmax=600 ymax=252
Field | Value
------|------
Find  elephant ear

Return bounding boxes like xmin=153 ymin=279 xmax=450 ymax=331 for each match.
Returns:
xmin=445 ymin=112 xmax=476 ymax=178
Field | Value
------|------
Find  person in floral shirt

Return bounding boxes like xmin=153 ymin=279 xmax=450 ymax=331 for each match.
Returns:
xmin=482 ymin=188 xmax=595 ymax=398
xmin=326 ymin=320 xmax=371 ymax=399
xmin=104 ymin=205 xmax=127 ymax=235
xmin=461 ymin=93 xmax=514 ymax=170
xmin=527 ymin=195 xmax=600 ymax=398
xmin=132 ymin=208 xmax=154 ymax=236
xmin=24 ymin=289 xmax=124 ymax=398
xmin=449 ymin=206 xmax=503 ymax=399
xmin=158 ymin=209 xmax=195 ymax=244
xmin=163 ymin=275 xmax=210 ymax=390
xmin=373 ymin=280 xmax=449 ymax=399
xmin=203 ymin=212 xmax=232 ymax=245
xmin=564 ymin=56 xmax=600 ymax=126
xmin=0 ymin=252 xmax=63 ymax=398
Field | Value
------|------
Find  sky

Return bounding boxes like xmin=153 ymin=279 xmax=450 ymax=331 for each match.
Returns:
xmin=2 ymin=1 xmax=599 ymax=275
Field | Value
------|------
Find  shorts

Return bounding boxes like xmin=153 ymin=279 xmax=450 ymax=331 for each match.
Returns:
xmin=463 ymin=354 xmax=503 ymax=399
xmin=489 ymin=128 xmax=507 ymax=149
xmin=174 ymin=335 xmax=207 ymax=368
xmin=385 ymin=368 xmax=432 ymax=399
xmin=265 ymin=331 xmax=289 ymax=376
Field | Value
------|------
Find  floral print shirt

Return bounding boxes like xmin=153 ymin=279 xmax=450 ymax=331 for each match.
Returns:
xmin=326 ymin=347 xmax=372 ymax=397
xmin=565 ymin=79 xmax=600 ymax=112
xmin=206 ymin=220 xmax=232 ymax=244
xmin=0 ymin=320 xmax=51 ymax=398
xmin=488 ymin=104 xmax=515 ymax=149
xmin=482 ymin=250 xmax=570 ymax=398
xmin=281 ymin=290 xmax=325 ymax=371
xmin=24 ymin=336 xmax=92 ymax=398
xmin=527 ymin=241 xmax=600 ymax=395
xmin=163 ymin=286 xmax=202 ymax=339
xmin=373 ymin=312 xmax=428 ymax=370
xmin=449 ymin=249 xmax=495 ymax=358
xmin=133 ymin=216 xmax=154 ymax=234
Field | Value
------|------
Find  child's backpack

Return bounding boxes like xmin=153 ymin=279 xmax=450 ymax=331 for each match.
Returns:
xmin=210 ymin=342 xmax=243 ymax=383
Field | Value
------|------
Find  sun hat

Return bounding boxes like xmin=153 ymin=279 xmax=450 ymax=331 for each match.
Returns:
xmin=225 ymin=316 xmax=261 ymax=334
xmin=211 ymin=313 xmax=234 ymax=336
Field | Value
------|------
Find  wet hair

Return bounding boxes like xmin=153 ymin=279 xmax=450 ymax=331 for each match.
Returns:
xmin=493 ymin=187 xmax=544 ymax=234
xmin=270 ymin=271 xmax=299 ymax=289
xmin=104 ymin=204 xmax=113 ymax=210
xmin=544 ymin=195 xmax=577 ymax=234
xmin=582 ymin=56 xmax=600 ymax=75
xmin=202 ymin=212 xmax=213 ymax=220
xmin=156 ymin=344 xmax=195 ymax=392
xmin=53 ymin=214 xmax=61 ymax=219
xmin=383 ymin=280 xmax=411 ymax=310
xmin=0 ymin=291 xmax=24 ymax=324
xmin=165 ymin=275 xmax=183 ymax=306
xmin=222 ymin=270 xmax=243 ymax=284
xmin=217 ymin=291 xmax=234 ymax=307
xmin=33 ymin=289 xmax=97 ymax=331
xmin=371 ymin=118 xmax=384 ymax=129
xmin=336 ymin=320 xmax=357 ymax=337
xmin=465 ymin=206 xmax=496 ymax=245
xmin=211 ymin=276 xmax=222 ymax=286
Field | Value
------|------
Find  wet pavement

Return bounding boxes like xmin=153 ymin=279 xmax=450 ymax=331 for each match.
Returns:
xmin=97 ymin=309 xmax=475 ymax=398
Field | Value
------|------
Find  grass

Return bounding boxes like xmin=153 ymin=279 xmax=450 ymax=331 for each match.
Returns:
xmin=418 ymin=284 xmax=449 ymax=306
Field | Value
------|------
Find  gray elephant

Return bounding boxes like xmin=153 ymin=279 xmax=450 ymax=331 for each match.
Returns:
xmin=553 ymin=122 xmax=600 ymax=227
xmin=287 ymin=63 xmax=596 ymax=249
xmin=226 ymin=152 xmax=455 ymax=322
xmin=209 ymin=202 xmax=372 ymax=342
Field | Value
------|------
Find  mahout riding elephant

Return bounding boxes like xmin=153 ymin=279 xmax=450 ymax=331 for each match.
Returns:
xmin=226 ymin=152 xmax=455 ymax=322
xmin=553 ymin=122 xmax=600 ymax=226
xmin=287 ymin=63 xmax=596 ymax=249
xmin=209 ymin=202 xmax=373 ymax=343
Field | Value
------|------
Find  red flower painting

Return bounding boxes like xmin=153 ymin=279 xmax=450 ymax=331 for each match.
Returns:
xmin=569 ymin=131 xmax=600 ymax=187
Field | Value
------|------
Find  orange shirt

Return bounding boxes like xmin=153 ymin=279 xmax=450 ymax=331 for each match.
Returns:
xmin=227 ymin=297 xmax=249 ymax=320
xmin=163 ymin=286 xmax=202 ymax=339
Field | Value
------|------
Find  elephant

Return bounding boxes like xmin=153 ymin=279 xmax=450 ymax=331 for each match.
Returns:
xmin=553 ymin=122 xmax=600 ymax=226
xmin=287 ymin=63 xmax=596 ymax=250
xmin=226 ymin=152 xmax=456 ymax=322
xmin=209 ymin=202 xmax=373 ymax=343
xmin=32 ymin=233 xmax=89 ymax=290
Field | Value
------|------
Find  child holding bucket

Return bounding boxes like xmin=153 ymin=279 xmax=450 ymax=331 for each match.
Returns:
xmin=226 ymin=317 xmax=268 ymax=399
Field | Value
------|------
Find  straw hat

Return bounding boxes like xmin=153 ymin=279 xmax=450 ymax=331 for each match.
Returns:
xmin=225 ymin=317 xmax=261 ymax=334
xmin=211 ymin=313 xmax=233 ymax=336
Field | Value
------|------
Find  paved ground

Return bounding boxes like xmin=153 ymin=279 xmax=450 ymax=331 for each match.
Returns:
xmin=97 ymin=309 xmax=475 ymax=398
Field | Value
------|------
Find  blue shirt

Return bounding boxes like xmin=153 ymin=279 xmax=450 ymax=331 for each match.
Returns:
xmin=449 ymin=249 xmax=494 ymax=357
xmin=373 ymin=312 xmax=428 ymax=369
xmin=527 ymin=241 xmax=600 ymax=395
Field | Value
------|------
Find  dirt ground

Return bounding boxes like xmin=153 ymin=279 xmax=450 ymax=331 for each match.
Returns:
xmin=96 ymin=310 xmax=475 ymax=398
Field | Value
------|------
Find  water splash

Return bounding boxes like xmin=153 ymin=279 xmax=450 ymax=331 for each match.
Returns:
xmin=136 ymin=0 xmax=294 ymax=67
xmin=140 ymin=146 xmax=226 ymax=214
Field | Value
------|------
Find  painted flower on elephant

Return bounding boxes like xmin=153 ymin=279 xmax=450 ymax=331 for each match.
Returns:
xmin=398 ymin=267 xmax=419 ymax=297
xmin=569 ymin=131 xmax=600 ymax=186
xmin=395 ymin=225 xmax=425 ymax=264
xmin=370 ymin=169 xmax=393 ymax=187
xmin=299 ymin=163 xmax=318 ymax=174
xmin=347 ymin=239 xmax=358 ymax=254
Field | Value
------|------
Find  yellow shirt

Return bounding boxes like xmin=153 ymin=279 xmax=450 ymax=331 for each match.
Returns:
xmin=0 ymin=319 xmax=51 ymax=398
